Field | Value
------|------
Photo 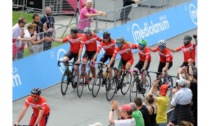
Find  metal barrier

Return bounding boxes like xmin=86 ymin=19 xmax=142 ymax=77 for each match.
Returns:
xmin=12 ymin=0 xmax=192 ymax=60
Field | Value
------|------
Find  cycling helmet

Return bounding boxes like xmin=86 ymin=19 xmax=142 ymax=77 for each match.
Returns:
xmin=116 ymin=37 xmax=125 ymax=43
xmin=70 ymin=27 xmax=78 ymax=34
xmin=183 ymin=35 xmax=192 ymax=41
xmin=103 ymin=31 xmax=110 ymax=38
xmin=158 ymin=40 xmax=166 ymax=47
xmin=84 ymin=27 xmax=91 ymax=35
xmin=138 ymin=39 xmax=147 ymax=46
xmin=31 ymin=88 xmax=41 ymax=95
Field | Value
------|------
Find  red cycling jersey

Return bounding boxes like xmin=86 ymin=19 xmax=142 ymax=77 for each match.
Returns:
xmin=97 ymin=39 xmax=116 ymax=55
xmin=134 ymin=44 xmax=151 ymax=62
xmin=152 ymin=46 xmax=173 ymax=62
xmin=24 ymin=96 xmax=50 ymax=116
xmin=62 ymin=33 xmax=84 ymax=54
xmin=81 ymin=33 xmax=102 ymax=51
xmin=175 ymin=43 xmax=196 ymax=62
xmin=112 ymin=43 xmax=135 ymax=61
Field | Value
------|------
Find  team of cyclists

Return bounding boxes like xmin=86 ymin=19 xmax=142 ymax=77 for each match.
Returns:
xmin=53 ymin=27 xmax=197 ymax=91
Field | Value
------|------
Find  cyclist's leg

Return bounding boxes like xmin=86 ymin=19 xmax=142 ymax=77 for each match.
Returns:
xmin=109 ymin=57 xmax=115 ymax=80
xmin=29 ymin=113 xmax=37 ymax=126
xmin=157 ymin=62 xmax=165 ymax=80
xmin=89 ymin=51 xmax=97 ymax=79
xmin=117 ymin=59 xmax=124 ymax=79
xmin=133 ymin=60 xmax=141 ymax=76
xmin=142 ymin=61 xmax=150 ymax=87
xmin=39 ymin=113 xmax=50 ymax=126
xmin=73 ymin=53 xmax=79 ymax=81
xmin=100 ymin=53 xmax=109 ymax=78
xmin=125 ymin=58 xmax=134 ymax=71
xmin=82 ymin=51 xmax=88 ymax=74
xmin=63 ymin=51 xmax=72 ymax=66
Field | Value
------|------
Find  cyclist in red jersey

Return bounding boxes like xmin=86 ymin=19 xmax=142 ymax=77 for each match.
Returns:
xmin=150 ymin=40 xmax=173 ymax=83
xmin=15 ymin=88 xmax=50 ymax=126
xmin=80 ymin=27 xmax=102 ymax=83
xmin=169 ymin=35 xmax=197 ymax=74
xmin=108 ymin=37 xmax=136 ymax=80
xmin=132 ymin=39 xmax=151 ymax=93
xmin=53 ymin=27 xmax=84 ymax=85
xmin=92 ymin=31 xmax=116 ymax=81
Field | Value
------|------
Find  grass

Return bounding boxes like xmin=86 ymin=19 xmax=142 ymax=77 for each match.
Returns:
xmin=13 ymin=11 xmax=65 ymax=58
xmin=13 ymin=11 xmax=33 ymax=26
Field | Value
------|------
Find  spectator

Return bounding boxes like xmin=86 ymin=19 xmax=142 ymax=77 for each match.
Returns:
xmin=146 ymin=94 xmax=157 ymax=126
xmin=12 ymin=17 xmax=26 ymax=60
xmin=134 ymin=97 xmax=151 ymax=126
xmin=41 ymin=6 xmax=55 ymax=51
xmin=179 ymin=68 xmax=197 ymax=126
xmin=148 ymin=80 xmax=170 ymax=126
xmin=32 ymin=13 xmax=44 ymax=53
xmin=15 ymin=88 xmax=50 ymax=126
xmin=26 ymin=24 xmax=52 ymax=55
xmin=168 ymin=79 xmax=195 ymax=125
xmin=109 ymin=100 xmax=136 ymax=126
xmin=78 ymin=0 xmax=107 ymax=32
xmin=120 ymin=0 xmax=139 ymax=24
xmin=130 ymin=102 xmax=145 ymax=126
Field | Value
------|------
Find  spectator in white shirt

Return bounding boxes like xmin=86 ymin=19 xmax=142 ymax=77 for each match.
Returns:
xmin=168 ymin=79 xmax=195 ymax=126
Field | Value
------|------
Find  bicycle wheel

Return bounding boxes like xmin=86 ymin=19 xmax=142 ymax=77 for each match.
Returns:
xmin=71 ymin=68 xmax=77 ymax=89
xmin=145 ymin=73 xmax=152 ymax=93
xmin=61 ymin=72 xmax=70 ymax=95
xmin=77 ymin=75 xmax=84 ymax=97
xmin=129 ymin=80 xmax=138 ymax=102
xmin=121 ymin=72 xmax=132 ymax=95
xmin=92 ymin=77 xmax=101 ymax=97
xmin=168 ymin=76 xmax=174 ymax=101
xmin=105 ymin=78 xmax=111 ymax=91
xmin=106 ymin=78 xmax=117 ymax=101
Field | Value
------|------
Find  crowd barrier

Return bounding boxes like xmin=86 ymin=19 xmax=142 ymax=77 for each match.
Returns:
xmin=12 ymin=0 xmax=197 ymax=101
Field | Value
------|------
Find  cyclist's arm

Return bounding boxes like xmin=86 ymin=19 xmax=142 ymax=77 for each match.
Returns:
xmin=193 ymin=35 xmax=197 ymax=46
xmin=34 ymin=109 xmax=44 ymax=126
xmin=162 ymin=62 xmax=169 ymax=72
xmin=93 ymin=45 xmax=102 ymax=61
xmin=53 ymin=38 xmax=63 ymax=42
xmin=168 ymin=48 xmax=176 ymax=53
xmin=108 ymin=50 xmax=117 ymax=67
xmin=77 ymin=47 xmax=83 ymax=63
xmin=93 ymin=52 xmax=98 ymax=62
xmin=16 ymin=106 xmax=28 ymax=125
xmin=149 ymin=47 xmax=157 ymax=52
xmin=143 ymin=60 xmax=148 ymax=70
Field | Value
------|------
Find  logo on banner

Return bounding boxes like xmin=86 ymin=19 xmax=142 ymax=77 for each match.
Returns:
xmin=189 ymin=4 xmax=197 ymax=25
xmin=13 ymin=67 xmax=22 ymax=87
xmin=57 ymin=48 xmax=67 ymax=73
xmin=132 ymin=16 xmax=170 ymax=43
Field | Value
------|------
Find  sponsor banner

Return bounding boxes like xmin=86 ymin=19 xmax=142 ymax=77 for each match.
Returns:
xmin=13 ymin=44 xmax=69 ymax=100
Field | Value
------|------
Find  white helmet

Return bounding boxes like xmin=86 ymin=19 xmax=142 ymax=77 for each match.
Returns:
xmin=158 ymin=40 xmax=166 ymax=47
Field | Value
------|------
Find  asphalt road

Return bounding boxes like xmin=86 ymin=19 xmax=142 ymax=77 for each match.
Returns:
xmin=13 ymin=28 xmax=197 ymax=126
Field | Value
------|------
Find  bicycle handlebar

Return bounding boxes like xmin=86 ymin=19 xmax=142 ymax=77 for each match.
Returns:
xmin=57 ymin=60 xmax=76 ymax=67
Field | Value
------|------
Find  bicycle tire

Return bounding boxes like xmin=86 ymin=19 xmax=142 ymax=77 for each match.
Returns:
xmin=71 ymin=67 xmax=77 ymax=89
xmin=145 ymin=74 xmax=152 ymax=93
xmin=92 ymin=77 xmax=101 ymax=97
xmin=106 ymin=78 xmax=117 ymax=101
xmin=121 ymin=72 xmax=132 ymax=95
xmin=168 ymin=76 xmax=174 ymax=101
xmin=129 ymin=80 xmax=138 ymax=102
xmin=105 ymin=78 xmax=111 ymax=91
xmin=61 ymin=72 xmax=70 ymax=95
xmin=77 ymin=75 xmax=84 ymax=97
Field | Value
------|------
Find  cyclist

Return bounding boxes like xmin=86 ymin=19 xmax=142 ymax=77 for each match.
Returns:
xmin=108 ymin=37 xmax=136 ymax=87
xmin=53 ymin=27 xmax=84 ymax=85
xmin=169 ymin=35 xmax=197 ymax=74
xmin=133 ymin=39 xmax=151 ymax=93
xmin=15 ymin=88 xmax=50 ymax=126
xmin=80 ymin=27 xmax=102 ymax=84
xmin=92 ymin=31 xmax=116 ymax=82
xmin=149 ymin=40 xmax=173 ymax=85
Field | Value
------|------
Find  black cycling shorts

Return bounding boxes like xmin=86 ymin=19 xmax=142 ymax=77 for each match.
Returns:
xmin=64 ymin=51 xmax=78 ymax=63
xmin=134 ymin=61 xmax=150 ymax=71
xmin=83 ymin=51 xmax=96 ymax=60
xmin=157 ymin=62 xmax=173 ymax=77
xmin=100 ymin=53 xmax=115 ymax=67
xmin=180 ymin=62 xmax=196 ymax=68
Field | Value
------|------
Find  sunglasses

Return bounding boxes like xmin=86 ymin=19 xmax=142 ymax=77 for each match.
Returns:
xmin=31 ymin=94 xmax=39 ymax=98
xmin=139 ymin=44 xmax=145 ymax=47
xmin=104 ymin=37 xmax=109 ymax=39
xmin=159 ymin=46 xmax=164 ymax=49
